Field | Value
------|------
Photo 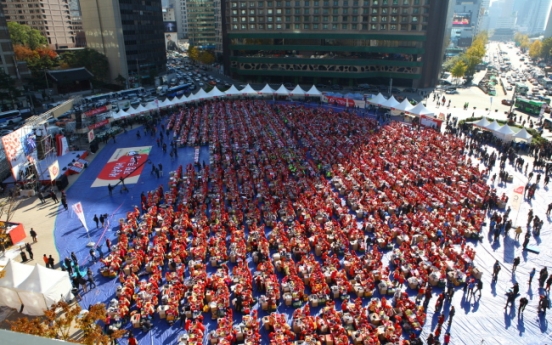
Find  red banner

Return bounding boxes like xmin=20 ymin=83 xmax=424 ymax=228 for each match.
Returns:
xmin=92 ymin=147 xmax=152 ymax=187
xmin=88 ymin=119 xmax=109 ymax=130
xmin=84 ymin=105 xmax=110 ymax=117
xmin=325 ymin=95 xmax=355 ymax=107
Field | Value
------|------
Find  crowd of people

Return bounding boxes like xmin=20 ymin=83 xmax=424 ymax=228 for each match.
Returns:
xmin=85 ymin=99 xmax=546 ymax=345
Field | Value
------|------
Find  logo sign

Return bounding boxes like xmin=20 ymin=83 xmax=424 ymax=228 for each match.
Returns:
xmin=48 ymin=160 xmax=60 ymax=181
xmin=88 ymin=119 xmax=109 ymax=130
xmin=88 ymin=130 xmax=95 ymax=143
xmin=84 ymin=105 xmax=111 ymax=117
xmin=72 ymin=202 xmax=89 ymax=233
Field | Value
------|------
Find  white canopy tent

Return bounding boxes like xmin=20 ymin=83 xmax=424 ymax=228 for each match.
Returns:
xmin=144 ymin=101 xmax=158 ymax=111
xmin=133 ymin=104 xmax=149 ymax=114
xmin=112 ymin=109 xmax=131 ymax=120
xmin=186 ymin=92 xmax=198 ymax=102
xmin=514 ymin=128 xmax=533 ymax=143
xmin=207 ymin=86 xmax=226 ymax=98
xmin=407 ymin=102 xmax=434 ymax=116
xmin=240 ymin=84 xmax=259 ymax=97
xmin=194 ymin=88 xmax=209 ymax=100
xmin=257 ymin=84 xmax=275 ymax=96
xmin=305 ymin=85 xmax=322 ymax=97
xmin=485 ymin=120 xmax=502 ymax=132
xmin=17 ymin=264 xmax=73 ymax=316
xmin=472 ymin=117 xmax=491 ymax=128
xmin=289 ymin=85 xmax=306 ymax=98
xmin=173 ymin=95 xmax=188 ymax=105
xmin=390 ymin=98 xmax=414 ymax=115
xmin=367 ymin=93 xmax=387 ymax=106
xmin=156 ymin=98 xmax=172 ymax=108
xmin=225 ymin=85 xmax=241 ymax=97
xmin=380 ymin=95 xmax=400 ymax=109
xmin=0 ymin=259 xmax=34 ymax=310
xmin=274 ymin=85 xmax=290 ymax=96
xmin=496 ymin=124 xmax=516 ymax=142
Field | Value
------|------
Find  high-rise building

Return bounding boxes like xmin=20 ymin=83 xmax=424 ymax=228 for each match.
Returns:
xmin=187 ymin=0 xmax=217 ymax=49
xmin=223 ymin=0 xmax=451 ymax=88
xmin=544 ymin=5 xmax=552 ymax=37
xmin=171 ymin=0 xmax=189 ymax=39
xmin=81 ymin=0 xmax=166 ymax=83
xmin=451 ymin=0 xmax=485 ymax=47
xmin=0 ymin=6 xmax=30 ymax=84
xmin=163 ymin=7 xmax=176 ymax=21
xmin=1 ymin=0 xmax=77 ymax=49
xmin=515 ymin=0 xmax=551 ymax=35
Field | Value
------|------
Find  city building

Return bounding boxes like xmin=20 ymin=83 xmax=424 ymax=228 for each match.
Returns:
xmin=515 ymin=0 xmax=551 ymax=35
xmin=450 ymin=0 xmax=485 ymax=47
xmin=186 ymin=0 xmax=217 ymax=49
xmin=223 ymin=0 xmax=451 ymax=88
xmin=0 ymin=0 xmax=76 ymax=49
xmin=544 ymin=5 xmax=552 ymax=37
xmin=0 ymin=6 xmax=30 ymax=87
xmin=80 ymin=0 xmax=166 ymax=83
xmin=485 ymin=0 xmax=515 ymax=40
xmin=163 ymin=7 xmax=176 ymax=21
xmin=171 ymin=0 xmax=189 ymax=39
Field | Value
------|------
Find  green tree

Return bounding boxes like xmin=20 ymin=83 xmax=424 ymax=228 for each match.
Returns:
xmin=529 ymin=40 xmax=543 ymax=59
xmin=442 ymin=55 xmax=463 ymax=72
xmin=450 ymin=61 xmax=467 ymax=84
xmin=540 ymin=37 xmax=552 ymax=61
xmin=198 ymin=51 xmax=215 ymax=65
xmin=7 ymin=22 xmax=48 ymax=50
xmin=114 ymin=74 xmax=127 ymax=87
xmin=59 ymin=48 xmax=109 ymax=82
xmin=188 ymin=46 xmax=200 ymax=61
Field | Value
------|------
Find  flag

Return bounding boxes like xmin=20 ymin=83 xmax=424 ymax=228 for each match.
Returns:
xmin=510 ymin=186 xmax=524 ymax=212
xmin=72 ymin=202 xmax=89 ymax=233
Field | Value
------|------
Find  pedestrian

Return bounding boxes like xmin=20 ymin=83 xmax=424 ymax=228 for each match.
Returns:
xmin=108 ymin=184 xmax=113 ymax=196
xmin=162 ymin=143 xmax=167 ymax=153
xmin=25 ymin=242 xmax=33 ymax=260
xmin=444 ymin=332 xmax=451 ymax=345
xmin=514 ymin=226 xmax=522 ymax=241
xmin=29 ymin=228 xmax=37 ymax=243
xmin=504 ymin=291 xmax=515 ymax=309
xmin=61 ymin=199 xmax=68 ymax=211
xmin=128 ymin=332 xmax=137 ymax=345
xmin=158 ymin=163 xmax=163 ymax=176
xmin=522 ymin=236 xmax=530 ymax=249
xmin=48 ymin=255 xmax=55 ymax=269
xmin=529 ymin=268 xmax=536 ymax=285
xmin=447 ymin=306 xmax=455 ymax=325
xmin=547 ymin=203 xmax=552 ymax=216
xmin=474 ymin=280 xmax=483 ymax=296
xmin=43 ymin=254 xmax=49 ymax=268
xmin=87 ymin=269 xmax=96 ymax=289
xmin=154 ymin=166 xmax=160 ymax=179
xmin=50 ymin=190 xmax=58 ymax=203
xmin=513 ymin=256 xmax=520 ymax=272
xmin=546 ymin=275 xmax=552 ymax=292
xmin=106 ymin=238 xmax=112 ymax=252
xmin=93 ymin=214 xmax=99 ymax=228
xmin=89 ymin=248 xmax=97 ymax=263
xmin=64 ymin=257 xmax=73 ymax=274
xmin=467 ymin=279 xmax=476 ymax=298
xmin=99 ymin=214 xmax=105 ymax=227
xmin=492 ymin=260 xmax=501 ymax=282
xmin=518 ymin=296 xmax=528 ymax=317
xmin=71 ymin=251 xmax=78 ymax=265
xmin=538 ymin=295 xmax=549 ymax=314
xmin=37 ymin=191 xmax=45 ymax=204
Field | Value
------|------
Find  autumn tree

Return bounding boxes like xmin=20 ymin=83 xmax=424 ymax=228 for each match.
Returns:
xmin=188 ymin=45 xmax=200 ymax=61
xmin=529 ymin=40 xmax=543 ymax=59
xmin=540 ymin=37 xmax=552 ymax=61
xmin=198 ymin=51 xmax=215 ymax=65
xmin=7 ymin=22 xmax=48 ymax=50
xmin=450 ymin=61 xmax=467 ymax=84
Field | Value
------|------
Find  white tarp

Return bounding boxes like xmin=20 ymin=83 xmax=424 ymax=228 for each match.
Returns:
xmin=407 ymin=102 xmax=434 ymax=116
xmin=393 ymin=98 xmax=414 ymax=112
xmin=485 ymin=120 xmax=502 ymax=132
xmin=194 ymin=88 xmax=209 ymax=100
xmin=240 ymin=84 xmax=258 ymax=96
xmin=380 ymin=95 xmax=400 ymax=109
xmin=207 ymin=86 xmax=226 ymax=98
xmin=225 ymin=85 xmax=241 ymax=96
xmin=0 ymin=259 xmax=34 ymax=310
xmin=289 ymin=85 xmax=306 ymax=97
xmin=514 ymin=127 xmax=533 ymax=143
xmin=305 ymin=85 xmax=322 ymax=97
xmin=496 ymin=124 xmax=516 ymax=142
xmin=274 ymin=85 xmax=290 ymax=96
xmin=257 ymin=84 xmax=275 ymax=96
xmin=17 ymin=264 xmax=73 ymax=316
xmin=473 ymin=117 xmax=491 ymax=128
xmin=367 ymin=93 xmax=387 ymax=105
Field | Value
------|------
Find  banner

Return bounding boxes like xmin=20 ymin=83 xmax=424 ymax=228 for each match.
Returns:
xmin=88 ymin=130 xmax=95 ymax=143
xmin=510 ymin=185 xmax=524 ymax=213
xmin=91 ymin=146 xmax=152 ymax=187
xmin=56 ymin=136 xmax=70 ymax=156
xmin=72 ymin=202 xmax=89 ymax=233
xmin=48 ymin=160 xmax=60 ymax=181
xmin=88 ymin=119 xmax=109 ymax=130
xmin=1 ymin=126 xmax=39 ymax=180
xmin=322 ymin=94 xmax=356 ymax=107
xmin=420 ymin=115 xmax=444 ymax=130
xmin=84 ymin=105 xmax=111 ymax=117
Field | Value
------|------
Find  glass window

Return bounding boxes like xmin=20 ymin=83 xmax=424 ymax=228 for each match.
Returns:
xmin=259 ymin=9 xmax=265 ymax=14
xmin=259 ymin=24 xmax=264 ymax=28
xmin=401 ymin=16 xmax=407 ymax=22
xmin=232 ymin=2 xmax=238 ymax=7
xmin=241 ymin=9 xmax=246 ymax=14
xmin=393 ymin=0 xmax=398 ymax=4
xmin=295 ymin=23 xmax=300 ymax=29
xmin=276 ymin=23 xmax=282 ymax=28
xmin=314 ymin=16 xmax=319 ymax=21
xmin=250 ymin=24 xmax=256 ymax=29
xmin=258 ymin=1 xmax=264 ymax=6
xmin=382 ymin=8 xmax=387 ymax=14
xmin=249 ymin=10 xmax=255 ymax=14
xmin=241 ymin=2 xmax=247 ymax=7
xmin=323 ymin=24 xmax=329 ymax=29
xmin=364 ymin=1 xmax=369 ymax=5
xmin=241 ymin=17 xmax=247 ymax=21
xmin=333 ymin=1 xmax=339 ymax=5
xmin=343 ymin=16 xmax=348 ymax=21
xmin=344 ymin=0 xmax=349 ymax=5
xmin=332 ymin=24 xmax=338 ymax=29
xmin=401 ymin=24 xmax=407 ymax=30
xmin=276 ymin=1 xmax=282 ymax=5
xmin=324 ymin=1 xmax=329 ymax=6
xmin=268 ymin=16 xmax=273 ymax=21
xmin=267 ymin=1 xmax=273 ymax=5
xmin=373 ymin=0 xmax=378 ymax=4
xmin=286 ymin=16 xmax=291 ymax=21
xmin=411 ymin=24 xmax=417 ymax=30
xmin=412 ymin=7 xmax=419 ymax=14
xmin=342 ymin=23 xmax=348 ymax=29
xmin=352 ymin=16 xmax=358 ymax=21
xmin=268 ymin=9 xmax=273 ymax=14
xmin=276 ymin=9 xmax=282 ymax=13
xmin=381 ymin=16 xmax=387 ymax=22
xmin=304 ymin=8 xmax=309 ymax=14
xmin=295 ymin=8 xmax=301 ymax=14
xmin=296 ymin=1 xmax=300 ymax=5
xmin=354 ymin=1 xmax=359 ymax=5
xmin=314 ymin=8 xmax=319 ymax=14
xmin=333 ymin=16 xmax=338 ymax=21
xmin=412 ymin=16 xmax=418 ymax=22
xmin=380 ymin=24 xmax=386 ymax=29
xmin=276 ymin=16 xmax=282 ymax=21
xmin=372 ymin=8 xmax=378 ymax=14
xmin=250 ymin=17 xmax=255 ymax=21
xmin=343 ymin=9 xmax=348 ymax=14
xmin=313 ymin=23 xmax=319 ymax=29
xmin=286 ymin=8 xmax=291 ymax=14
xmin=413 ymin=0 xmax=420 ymax=4
xmin=402 ymin=8 xmax=409 ymax=14
xmin=241 ymin=24 xmax=246 ymax=29
xmin=390 ymin=24 xmax=396 ymax=30
xmin=268 ymin=24 xmax=273 ymax=28
xmin=403 ymin=0 xmax=409 ymax=4
xmin=250 ymin=1 xmax=256 ymax=6
xmin=392 ymin=8 xmax=398 ymax=14
xmin=333 ymin=9 xmax=339 ymax=14
xmin=295 ymin=16 xmax=300 ymax=20
xmin=353 ymin=8 xmax=358 ymax=14
xmin=370 ymin=24 xmax=376 ymax=29
xmin=314 ymin=0 xmax=319 ymax=5
xmin=232 ymin=17 xmax=238 ymax=22
xmin=232 ymin=24 xmax=238 ymax=29
xmin=304 ymin=24 xmax=309 ymax=28
xmin=391 ymin=16 xmax=396 ymax=22
xmin=285 ymin=1 xmax=291 ymax=5
xmin=286 ymin=23 xmax=291 ymax=28
xmin=371 ymin=16 xmax=378 ymax=22
xmin=323 ymin=16 xmax=328 ymax=21
xmin=305 ymin=1 xmax=310 ymax=5
xmin=232 ymin=10 xmax=238 ymax=15
xmin=382 ymin=0 xmax=388 ymax=4
xmin=352 ymin=23 xmax=357 ymax=29
xmin=304 ymin=15 xmax=310 ymax=21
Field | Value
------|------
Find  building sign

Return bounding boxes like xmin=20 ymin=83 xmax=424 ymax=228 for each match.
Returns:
xmin=91 ymin=146 xmax=152 ymax=187
xmin=88 ymin=119 xmax=109 ymax=130
xmin=48 ymin=160 xmax=60 ymax=181
xmin=164 ymin=21 xmax=177 ymax=32
xmin=453 ymin=13 xmax=471 ymax=27
xmin=84 ymin=105 xmax=111 ymax=117
xmin=165 ymin=32 xmax=180 ymax=52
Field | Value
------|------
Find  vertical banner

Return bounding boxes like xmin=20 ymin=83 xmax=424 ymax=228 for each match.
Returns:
xmin=88 ymin=130 xmax=95 ymax=143
xmin=48 ymin=160 xmax=60 ymax=181
xmin=510 ymin=186 xmax=524 ymax=212
xmin=72 ymin=202 xmax=89 ymax=233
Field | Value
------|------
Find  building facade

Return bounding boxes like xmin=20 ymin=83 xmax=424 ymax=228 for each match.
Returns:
xmin=163 ymin=7 xmax=176 ymax=21
xmin=171 ymin=0 xmax=189 ymax=39
xmin=0 ymin=0 xmax=76 ymax=49
xmin=187 ymin=0 xmax=217 ymax=49
xmin=450 ymin=0 xmax=484 ymax=47
xmin=224 ymin=0 xmax=450 ymax=88
xmin=515 ymin=0 xmax=551 ymax=36
xmin=81 ymin=0 xmax=166 ymax=83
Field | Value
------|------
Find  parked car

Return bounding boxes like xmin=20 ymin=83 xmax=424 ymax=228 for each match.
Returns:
xmin=331 ymin=84 xmax=343 ymax=90
xmin=445 ymin=89 xmax=458 ymax=94
xmin=209 ymin=80 xmax=217 ymax=85
xmin=357 ymin=83 xmax=371 ymax=89
xmin=506 ymin=85 xmax=513 ymax=91
xmin=315 ymin=84 xmax=329 ymax=89
xmin=501 ymin=99 xmax=513 ymax=106
xmin=391 ymin=87 xmax=401 ymax=94
xmin=402 ymin=88 xmax=416 ymax=93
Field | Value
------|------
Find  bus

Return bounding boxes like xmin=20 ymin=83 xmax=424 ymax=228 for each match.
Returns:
xmin=515 ymin=98 xmax=549 ymax=115
xmin=0 ymin=110 xmax=21 ymax=123
xmin=515 ymin=83 xmax=529 ymax=96
xmin=165 ymin=83 xmax=192 ymax=98
xmin=118 ymin=87 xmax=145 ymax=99
xmin=84 ymin=93 xmax=114 ymax=105
xmin=539 ymin=78 xmax=552 ymax=89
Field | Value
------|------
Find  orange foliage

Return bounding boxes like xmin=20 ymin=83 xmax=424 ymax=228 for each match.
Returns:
xmin=13 ymin=44 xmax=38 ymax=61
xmin=36 ymin=47 xmax=58 ymax=59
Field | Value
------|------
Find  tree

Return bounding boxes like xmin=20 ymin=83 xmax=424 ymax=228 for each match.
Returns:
xmin=198 ymin=51 xmax=215 ymax=65
xmin=0 ymin=197 xmax=21 ymax=254
xmin=7 ymin=22 xmax=48 ymax=50
xmin=188 ymin=46 xmax=200 ymax=61
xmin=540 ymin=37 xmax=552 ymax=61
xmin=450 ymin=61 xmax=467 ymax=84
xmin=59 ymin=48 xmax=109 ymax=82
xmin=114 ymin=74 xmax=126 ymax=87
xmin=442 ymin=55 xmax=463 ymax=72
xmin=529 ymin=40 xmax=543 ymax=59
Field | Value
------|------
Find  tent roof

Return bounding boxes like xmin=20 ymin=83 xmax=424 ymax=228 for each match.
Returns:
xmin=194 ymin=88 xmax=209 ymax=100
xmin=207 ymin=86 xmax=226 ymax=98
xmin=380 ymin=95 xmax=400 ymax=109
xmin=305 ymin=85 xmax=322 ymax=96
xmin=112 ymin=109 xmax=130 ymax=120
xmin=408 ymin=102 xmax=433 ymax=116
xmin=497 ymin=124 xmax=516 ymax=135
xmin=392 ymin=98 xmax=414 ymax=111
xmin=0 ymin=259 xmax=34 ymax=288
xmin=515 ymin=127 xmax=533 ymax=140
xmin=225 ymin=85 xmax=241 ymax=96
xmin=17 ymin=264 xmax=69 ymax=293
xmin=367 ymin=93 xmax=387 ymax=105
xmin=274 ymin=85 xmax=290 ymax=96
xmin=485 ymin=120 xmax=502 ymax=131
xmin=240 ymin=84 xmax=258 ymax=96
xmin=290 ymin=85 xmax=305 ymax=96
xmin=258 ymin=84 xmax=275 ymax=95
xmin=133 ymin=104 xmax=148 ymax=113
xmin=473 ymin=117 xmax=491 ymax=128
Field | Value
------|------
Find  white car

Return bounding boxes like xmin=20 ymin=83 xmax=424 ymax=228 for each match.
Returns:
xmin=506 ymin=85 xmax=513 ymax=91
xmin=198 ymin=82 xmax=204 ymax=87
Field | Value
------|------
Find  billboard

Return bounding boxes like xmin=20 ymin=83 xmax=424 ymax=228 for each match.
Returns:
xmin=165 ymin=32 xmax=180 ymax=52
xmin=453 ymin=13 xmax=471 ymax=27
xmin=164 ymin=21 xmax=177 ymax=33
xmin=1 ymin=126 xmax=39 ymax=180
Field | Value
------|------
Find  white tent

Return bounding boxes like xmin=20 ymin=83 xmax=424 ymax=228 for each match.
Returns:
xmin=305 ymin=85 xmax=322 ymax=97
xmin=367 ymin=93 xmax=387 ymax=106
xmin=240 ymin=84 xmax=258 ymax=96
xmin=380 ymin=95 xmax=400 ymax=109
xmin=186 ymin=92 xmax=198 ymax=102
xmin=390 ymin=98 xmax=414 ymax=115
xmin=225 ymin=85 xmax=241 ymax=97
xmin=156 ymin=98 xmax=172 ymax=108
xmin=194 ymin=88 xmax=209 ymax=100
xmin=144 ymin=101 xmax=158 ymax=111
xmin=472 ymin=117 xmax=491 ymax=128
xmin=496 ymin=124 xmax=516 ymax=142
xmin=485 ymin=120 xmax=502 ymax=132
xmin=407 ymin=102 xmax=434 ymax=116
xmin=257 ymin=84 xmax=275 ymax=96
xmin=274 ymin=85 xmax=290 ymax=96
xmin=514 ymin=127 xmax=533 ymax=143
xmin=17 ymin=264 xmax=72 ymax=316
xmin=289 ymin=85 xmax=306 ymax=97
xmin=207 ymin=86 xmax=226 ymax=98
xmin=112 ymin=109 xmax=131 ymax=120
xmin=133 ymin=104 xmax=149 ymax=114
xmin=0 ymin=260 xmax=34 ymax=310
